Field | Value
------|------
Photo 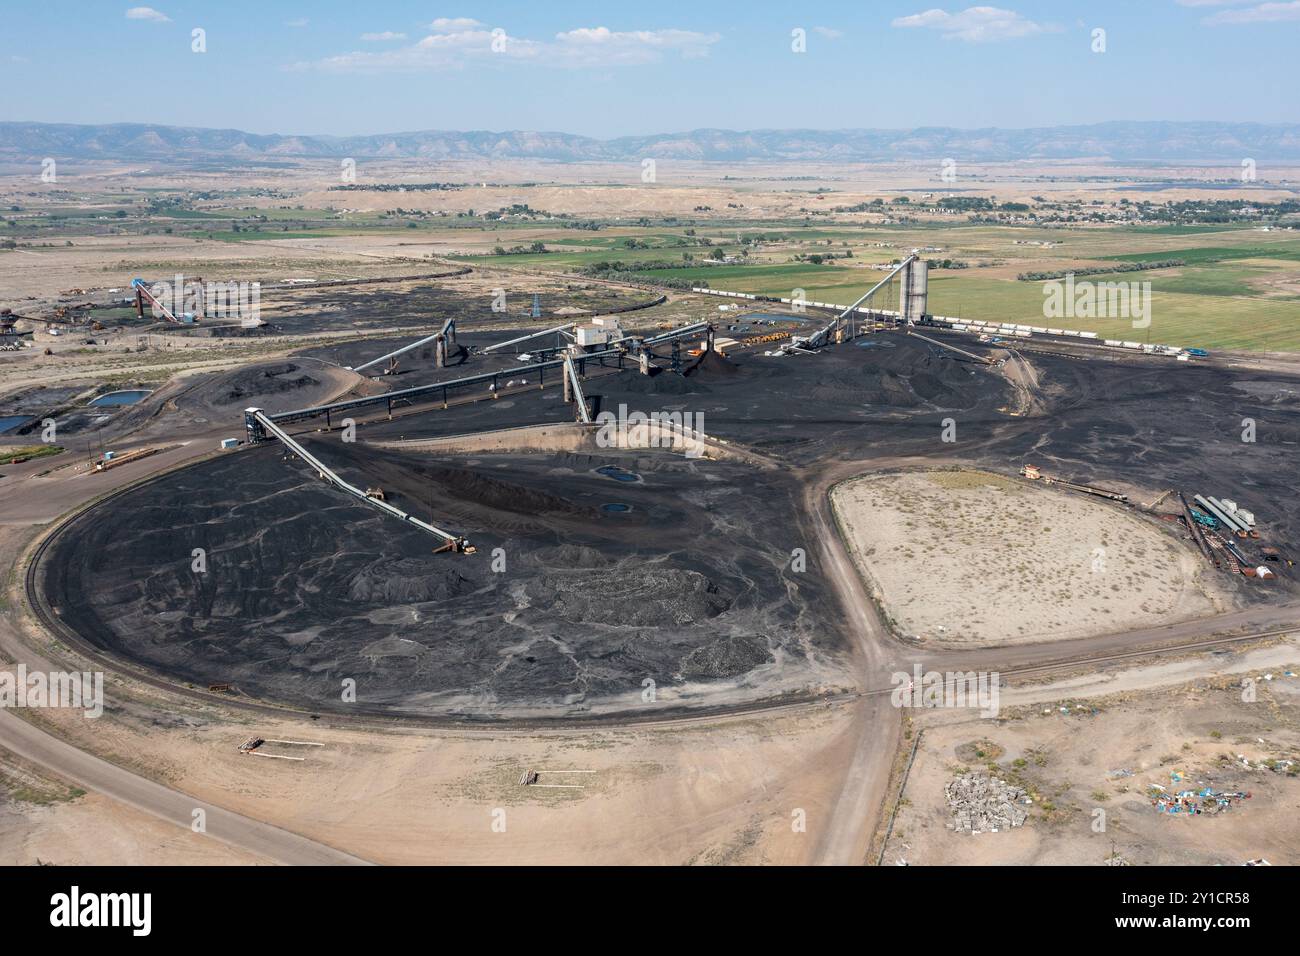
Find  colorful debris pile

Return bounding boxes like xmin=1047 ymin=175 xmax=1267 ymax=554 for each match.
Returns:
xmin=1148 ymin=784 xmax=1251 ymax=816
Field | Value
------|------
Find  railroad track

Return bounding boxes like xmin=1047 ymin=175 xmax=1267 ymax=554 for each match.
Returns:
xmin=855 ymin=629 xmax=1297 ymax=701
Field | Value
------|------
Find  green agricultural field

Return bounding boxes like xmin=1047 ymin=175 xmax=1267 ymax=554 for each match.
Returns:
xmin=154 ymin=209 xmax=234 ymax=220
xmin=1102 ymin=242 xmax=1300 ymax=265
xmin=190 ymin=214 xmax=1300 ymax=351
xmin=236 ymin=207 xmax=356 ymax=221
xmin=692 ymin=263 xmax=1299 ymax=350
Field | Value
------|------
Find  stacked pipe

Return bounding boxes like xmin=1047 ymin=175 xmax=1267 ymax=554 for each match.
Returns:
xmin=1194 ymin=495 xmax=1249 ymax=538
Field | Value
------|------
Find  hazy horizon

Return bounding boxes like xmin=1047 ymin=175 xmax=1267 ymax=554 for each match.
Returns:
xmin=5 ymin=118 xmax=1300 ymax=140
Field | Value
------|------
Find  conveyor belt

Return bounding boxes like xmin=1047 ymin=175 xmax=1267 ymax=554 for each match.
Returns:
xmin=267 ymin=321 xmax=711 ymax=425
xmin=248 ymin=408 xmax=469 ymax=552
xmin=563 ymin=354 xmax=592 ymax=423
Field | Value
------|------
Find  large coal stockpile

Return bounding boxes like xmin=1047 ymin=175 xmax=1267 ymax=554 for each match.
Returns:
xmin=583 ymin=335 xmax=1010 ymax=467
xmin=213 ymin=362 xmax=319 ymax=407
xmin=42 ymin=442 xmax=838 ymax=716
xmin=812 ymin=341 xmax=985 ymax=409
xmin=178 ymin=360 xmax=358 ymax=425
xmin=685 ymin=350 xmax=741 ymax=379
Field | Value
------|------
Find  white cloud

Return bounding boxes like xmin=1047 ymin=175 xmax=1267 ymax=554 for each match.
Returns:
xmin=125 ymin=6 xmax=170 ymax=22
xmin=429 ymin=17 xmax=483 ymax=31
xmin=551 ymin=27 xmax=720 ymax=64
xmin=1204 ymin=1 xmax=1300 ymax=22
xmin=813 ymin=26 xmax=845 ymax=39
xmin=891 ymin=6 xmax=1049 ymax=42
xmin=291 ymin=27 xmax=511 ymax=73
xmin=360 ymin=31 xmax=407 ymax=42
xmin=285 ymin=18 xmax=309 ymax=28
xmin=289 ymin=23 xmax=720 ymax=73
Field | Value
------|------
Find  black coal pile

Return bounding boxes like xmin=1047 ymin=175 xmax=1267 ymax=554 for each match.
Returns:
xmin=347 ymin=557 xmax=480 ymax=603
xmin=529 ymin=568 xmax=731 ymax=627
xmin=614 ymin=369 xmax=702 ymax=395
xmin=216 ymin=363 xmax=319 ymax=406
xmin=679 ymin=634 xmax=773 ymax=679
xmin=528 ymin=543 xmax=607 ymax=569
xmin=321 ymin=443 xmax=593 ymax=532
xmin=686 ymin=350 xmax=741 ymax=378
xmin=810 ymin=345 xmax=980 ymax=409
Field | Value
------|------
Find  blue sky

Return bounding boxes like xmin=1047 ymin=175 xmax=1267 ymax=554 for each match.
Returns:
xmin=3 ymin=2 xmax=1298 ymax=136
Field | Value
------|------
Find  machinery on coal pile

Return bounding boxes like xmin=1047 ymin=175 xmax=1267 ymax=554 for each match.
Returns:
xmin=240 ymin=319 xmax=717 ymax=554
xmin=348 ymin=317 xmax=458 ymax=375
xmin=481 ymin=316 xmax=716 ymax=377
xmin=1 ymin=310 xmax=34 ymax=346
xmin=775 ymin=254 xmax=924 ymax=355
xmin=483 ymin=322 xmax=578 ymax=359
xmin=1019 ymin=464 xmax=1129 ymax=502
xmin=771 ymin=252 xmax=990 ymax=365
xmin=1174 ymin=490 xmax=1275 ymax=577
xmin=561 ymin=353 xmax=592 ymax=423
xmin=243 ymin=406 xmax=475 ymax=554
xmin=759 ymin=252 xmax=993 ymax=369
xmin=1194 ymin=494 xmax=1258 ymax=539
xmin=132 ymin=278 xmax=196 ymax=325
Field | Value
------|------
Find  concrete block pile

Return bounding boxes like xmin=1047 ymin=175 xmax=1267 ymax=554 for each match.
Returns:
xmin=945 ymin=773 xmax=1029 ymax=834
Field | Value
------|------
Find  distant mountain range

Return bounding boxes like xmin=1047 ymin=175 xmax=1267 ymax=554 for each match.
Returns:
xmin=2 ymin=120 xmax=1300 ymax=164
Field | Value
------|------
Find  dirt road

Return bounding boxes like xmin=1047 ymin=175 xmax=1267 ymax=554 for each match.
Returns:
xmin=802 ymin=455 xmax=1300 ymax=865
xmin=0 ymin=710 xmax=371 ymax=865
xmin=802 ymin=462 xmax=901 ymax=865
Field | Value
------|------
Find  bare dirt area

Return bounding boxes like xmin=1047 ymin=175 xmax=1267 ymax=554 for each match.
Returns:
xmin=0 ymin=758 xmax=264 ymax=865
xmin=11 ymin=683 xmax=854 ymax=865
xmin=883 ymin=646 xmax=1300 ymax=866
xmin=281 ymin=158 xmax=1300 ymax=219
xmin=0 ymin=233 xmax=416 ymax=308
xmin=833 ymin=470 xmax=1221 ymax=646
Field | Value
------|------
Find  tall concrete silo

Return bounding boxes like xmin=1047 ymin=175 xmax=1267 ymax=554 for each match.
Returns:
xmin=900 ymin=257 xmax=929 ymax=325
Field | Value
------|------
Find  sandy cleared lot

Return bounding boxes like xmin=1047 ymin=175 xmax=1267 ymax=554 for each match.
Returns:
xmin=883 ymin=647 xmax=1300 ymax=866
xmin=0 ymin=750 xmax=265 ymax=865
xmin=5 ymin=683 xmax=854 ymax=865
xmin=833 ymin=470 xmax=1218 ymax=646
